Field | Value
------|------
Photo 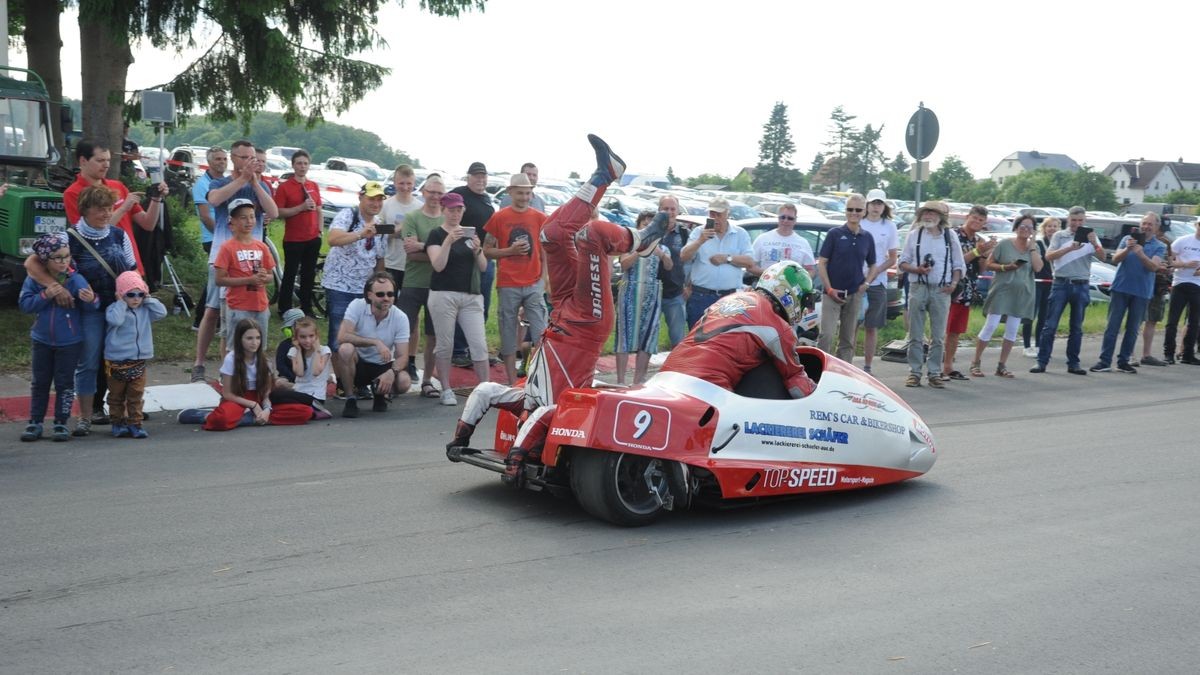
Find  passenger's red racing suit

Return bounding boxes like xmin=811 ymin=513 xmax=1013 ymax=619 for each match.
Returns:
xmin=661 ymin=290 xmax=817 ymax=398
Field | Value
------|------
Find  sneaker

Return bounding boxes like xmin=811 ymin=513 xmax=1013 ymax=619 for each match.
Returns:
xmin=1116 ymin=363 xmax=1138 ymax=374
xmin=1029 ymin=364 xmax=1046 ymax=373
xmin=1067 ymin=367 xmax=1088 ymax=375
xmin=586 ymin=133 xmax=626 ymax=186
xmin=1180 ymin=356 xmax=1200 ymax=366
xmin=190 ymin=364 xmax=207 ymax=383
xmin=451 ymin=354 xmax=472 ymax=368
xmin=311 ymin=401 xmax=332 ymax=420
xmin=72 ymin=419 xmax=91 ymax=437
xmin=342 ymin=398 xmax=359 ymax=418
xmin=21 ymin=423 xmax=43 ymax=442
xmin=904 ymin=374 xmax=921 ymax=387
xmin=1089 ymin=363 xmax=1111 ymax=373
xmin=52 ymin=424 xmax=70 ymax=442
xmin=129 ymin=425 xmax=149 ymax=439
xmin=634 ymin=211 xmax=670 ymax=257
xmin=405 ymin=362 xmax=419 ymax=381
xmin=440 ymin=389 xmax=458 ymax=406
xmin=1023 ymin=347 xmax=1038 ymax=358
xmin=372 ymin=395 xmax=388 ymax=413
xmin=946 ymin=370 xmax=968 ymax=381
xmin=927 ymin=375 xmax=945 ymax=389
xmin=862 ymin=364 xmax=872 ymax=374
xmin=91 ymin=412 xmax=111 ymax=425
xmin=177 ymin=408 xmax=212 ymax=424
xmin=1138 ymin=356 xmax=1167 ymax=367
xmin=1163 ymin=355 xmax=1176 ymax=365
xmin=111 ymin=424 xmax=131 ymax=438
xmin=355 ymin=386 xmax=373 ymax=400
xmin=488 ymin=355 xmax=501 ymax=366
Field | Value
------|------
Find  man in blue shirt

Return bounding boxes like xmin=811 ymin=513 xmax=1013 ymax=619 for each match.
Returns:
xmin=190 ymin=146 xmax=227 ymax=327
xmin=1091 ymin=213 xmax=1167 ymax=373
xmin=680 ymin=197 xmax=754 ymax=327
xmin=816 ymin=193 xmax=879 ymax=363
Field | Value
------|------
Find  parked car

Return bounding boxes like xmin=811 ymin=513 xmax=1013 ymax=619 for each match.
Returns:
xmin=324 ymin=157 xmax=389 ymax=182
xmin=266 ymin=146 xmax=303 ymax=161
xmin=304 ymin=167 xmax=366 ymax=227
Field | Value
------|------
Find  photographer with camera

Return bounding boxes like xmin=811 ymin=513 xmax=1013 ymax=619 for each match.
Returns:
xmin=897 ymin=201 xmax=965 ymax=388
xmin=1087 ymin=213 xmax=1167 ymax=373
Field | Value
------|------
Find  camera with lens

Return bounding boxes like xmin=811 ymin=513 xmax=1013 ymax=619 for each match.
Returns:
xmin=922 ymin=253 xmax=935 ymax=271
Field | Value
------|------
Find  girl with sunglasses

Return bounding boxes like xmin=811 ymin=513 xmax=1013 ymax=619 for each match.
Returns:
xmin=18 ymin=235 xmax=98 ymax=442
xmin=104 ymin=272 xmax=167 ymax=438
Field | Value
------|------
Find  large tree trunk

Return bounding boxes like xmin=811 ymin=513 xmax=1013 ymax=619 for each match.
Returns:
xmin=22 ymin=0 xmax=66 ymax=162
xmin=79 ymin=8 xmax=133 ymax=178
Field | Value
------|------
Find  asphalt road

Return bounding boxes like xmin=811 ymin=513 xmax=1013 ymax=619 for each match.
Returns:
xmin=2 ymin=344 xmax=1198 ymax=673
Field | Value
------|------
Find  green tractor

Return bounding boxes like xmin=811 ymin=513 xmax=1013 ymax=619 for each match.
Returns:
xmin=0 ymin=66 xmax=73 ymax=300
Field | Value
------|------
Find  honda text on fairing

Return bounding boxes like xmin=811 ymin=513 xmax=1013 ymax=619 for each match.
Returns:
xmin=447 ymin=347 xmax=936 ymax=526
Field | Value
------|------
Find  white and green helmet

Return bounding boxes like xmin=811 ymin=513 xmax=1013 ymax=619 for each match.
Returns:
xmin=755 ymin=261 xmax=813 ymax=327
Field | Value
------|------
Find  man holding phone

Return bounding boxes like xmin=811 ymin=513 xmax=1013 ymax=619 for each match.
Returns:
xmin=1090 ymin=213 xmax=1166 ymax=373
xmin=321 ymin=181 xmax=387 ymax=356
xmin=817 ymin=193 xmax=880 ymax=363
xmin=1032 ymin=206 xmax=1104 ymax=374
xmin=680 ymin=197 xmax=754 ymax=327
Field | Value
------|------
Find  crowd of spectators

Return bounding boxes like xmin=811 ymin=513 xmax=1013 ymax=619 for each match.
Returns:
xmin=18 ymin=136 xmax=1200 ymax=441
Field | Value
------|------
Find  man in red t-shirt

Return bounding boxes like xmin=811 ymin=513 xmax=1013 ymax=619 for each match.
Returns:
xmin=483 ymin=173 xmax=548 ymax=383
xmin=63 ymin=140 xmax=167 ymax=278
xmin=215 ymin=199 xmax=276 ymax=349
xmin=273 ymin=149 xmax=324 ymax=317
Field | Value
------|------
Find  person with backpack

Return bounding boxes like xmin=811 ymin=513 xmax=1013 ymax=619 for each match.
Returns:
xmin=897 ymin=201 xmax=965 ymax=388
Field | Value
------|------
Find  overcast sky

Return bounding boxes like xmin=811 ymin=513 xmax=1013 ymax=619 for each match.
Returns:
xmin=34 ymin=0 xmax=1200 ymax=184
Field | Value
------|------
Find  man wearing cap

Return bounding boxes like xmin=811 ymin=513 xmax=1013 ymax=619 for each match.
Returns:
xmin=1032 ymin=206 xmax=1103 ymax=374
xmin=859 ymin=189 xmax=899 ymax=374
xmin=190 ymin=139 xmax=278 ymax=383
xmin=898 ymin=201 xmax=965 ymax=388
xmin=450 ymin=162 xmax=497 ymax=366
xmin=817 ymin=193 xmax=879 ymax=363
xmin=483 ymin=173 xmax=549 ymax=384
xmin=680 ymin=197 xmax=754 ymax=327
xmin=398 ymin=177 xmax=447 ymax=395
xmin=322 ymin=181 xmax=387 ymax=362
xmin=446 ymin=134 xmax=669 ymax=487
xmin=500 ymin=162 xmax=547 ymax=213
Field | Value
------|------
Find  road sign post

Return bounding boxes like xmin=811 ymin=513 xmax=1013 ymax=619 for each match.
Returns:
xmin=905 ymin=103 xmax=939 ymax=206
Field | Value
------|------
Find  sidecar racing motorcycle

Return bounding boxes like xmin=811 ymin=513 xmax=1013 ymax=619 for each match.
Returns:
xmin=447 ymin=346 xmax=936 ymax=526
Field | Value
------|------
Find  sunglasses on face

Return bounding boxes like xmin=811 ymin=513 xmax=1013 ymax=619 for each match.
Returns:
xmin=372 ymin=291 xmax=395 ymax=298
xmin=124 ymin=291 xmax=146 ymax=298
xmin=846 ymin=207 xmax=865 ymax=213
xmin=778 ymin=215 xmax=796 ymax=221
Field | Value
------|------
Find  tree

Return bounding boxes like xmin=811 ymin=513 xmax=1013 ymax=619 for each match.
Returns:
xmin=21 ymin=0 xmax=485 ymax=177
xmin=925 ymin=155 xmax=974 ymax=199
xmin=1152 ymin=189 xmax=1200 ymax=205
xmin=823 ymin=106 xmax=856 ymax=189
xmin=729 ymin=173 xmax=753 ymax=192
xmin=666 ymin=166 xmax=680 ymax=185
xmin=998 ymin=168 xmax=1067 ymax=206
xmin=880 ymin=168 xmax=914 ymax=202
xmin=1067 ymin=166 xmax=1119 ymax=210
xmin=568 ymin=171 xmax=580 ymax=180
xmin=686 ymin=173 xmax=732 ymax=188
xmin=753 ymin=102 xmax=799 ymax=193
xmin=843 ymin=123 xmax=886 ymax=193
xmin=952 ymin=179 xmax=1000 ymax=205
xmin=809 ymin=152 xmax=825 ymax=177
xmin=889 ymin=152 xmax=909 ymax=174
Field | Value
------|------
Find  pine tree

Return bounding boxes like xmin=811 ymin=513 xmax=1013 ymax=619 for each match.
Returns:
xmin=753 ymin=102 xmax=802 ymax=193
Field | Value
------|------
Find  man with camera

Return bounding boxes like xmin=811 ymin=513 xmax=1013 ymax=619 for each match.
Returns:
xmin=1032 ymin=206 xmax=1104 ymax=375
xmin=1089 ymin=213 xmax=1166 ymax=373
xmin=898 ymin=201 xmax=965 ymax=388
xmin=680 ymin=197 xmax=754 ymax=327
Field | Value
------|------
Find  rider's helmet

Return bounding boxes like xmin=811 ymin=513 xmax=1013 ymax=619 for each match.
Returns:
xmin=755 ymin=261 xmax=813 ymax=328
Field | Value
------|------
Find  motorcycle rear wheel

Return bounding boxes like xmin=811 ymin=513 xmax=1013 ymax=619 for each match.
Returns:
xmin=570 ymin=448 xmax=666 ymax=527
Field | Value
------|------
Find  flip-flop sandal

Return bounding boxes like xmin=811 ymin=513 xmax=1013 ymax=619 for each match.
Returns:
xmin=421 ymin=382 xmax=441 ymax=398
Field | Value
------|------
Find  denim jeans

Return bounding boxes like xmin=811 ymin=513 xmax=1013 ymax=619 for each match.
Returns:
xmin=1036 ymin=279 xmax=1090 ymax=368
xmin=686 ymin=289 xmax=721 ymax=328
xmin=906 ymin=283 xmax=951 ymax=376
xmin=1097 ymin=290 xmax=1148 ymax=367
xmin=661 ymin=293 xmax=686 ymax=348
xmin=75 ymin=307 xmax=107 ymax=397
xmin=324 ymin=288 xmax=360 ymax=351
xmin=31 ymin=340 xmax=82 ymax=424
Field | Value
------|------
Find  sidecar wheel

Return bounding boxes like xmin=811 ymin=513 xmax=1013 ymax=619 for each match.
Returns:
xmin=570 ymin=448 xmax=666 ymax=527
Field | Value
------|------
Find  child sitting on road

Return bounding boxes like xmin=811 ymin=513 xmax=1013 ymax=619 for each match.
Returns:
xmin=203 ymin=318 xmax=274 ymax=431
xmin=104 ymin=271 xmax=167 ymax=438
xmin=18 ymin=234 xmax=98 ymax=442
xmin=271 ymin=314 xmax=333 ymax=420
